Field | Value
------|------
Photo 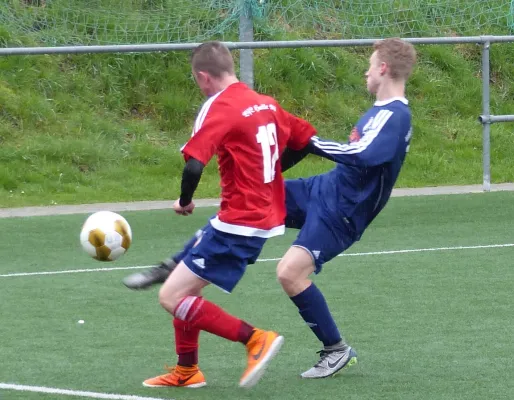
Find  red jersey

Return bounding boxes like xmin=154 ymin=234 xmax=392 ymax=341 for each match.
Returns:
xmin=181 ymin=82 xmax=315 ymax=238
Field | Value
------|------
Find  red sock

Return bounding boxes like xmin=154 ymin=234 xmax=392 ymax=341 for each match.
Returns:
xmin=174 ymin=296 xmax=254 ymax=344
xmin=173 ymin=318 xmax=200 ymax=366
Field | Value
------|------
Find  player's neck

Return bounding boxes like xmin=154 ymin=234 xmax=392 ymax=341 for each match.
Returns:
xmin=375 ymin=80 xmax=406 ymax=102
xmin=210 ymin=76 xmax=240 ymax=95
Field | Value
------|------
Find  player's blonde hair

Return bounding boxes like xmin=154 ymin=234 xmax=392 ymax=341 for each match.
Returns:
xmin=191 ymin=41 xmax=235 ymax=78
xmin=373 ymin=38 xmax=417 ymax=81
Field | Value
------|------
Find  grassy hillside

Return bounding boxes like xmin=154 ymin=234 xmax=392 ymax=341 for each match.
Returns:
xmin=1 ymin=3 xmax=514 ymax=207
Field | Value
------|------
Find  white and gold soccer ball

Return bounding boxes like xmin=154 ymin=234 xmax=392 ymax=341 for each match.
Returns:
xmin=80 ymin=211 xmax=132 ymax=261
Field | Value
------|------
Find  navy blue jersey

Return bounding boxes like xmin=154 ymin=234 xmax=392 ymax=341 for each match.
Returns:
xmin=310 ymin=97 xmax=412 ymax=236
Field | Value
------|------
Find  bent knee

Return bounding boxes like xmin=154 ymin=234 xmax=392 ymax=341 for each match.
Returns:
xmin=276 ymin=260 xmax=314 ymax=296
xmin=277 ymin=248 xmax=316 ymax=292
xmin=158 ymin=287 xmax=181 ymax=313
xmin=276 ymin=260 xmax=297 ymax=287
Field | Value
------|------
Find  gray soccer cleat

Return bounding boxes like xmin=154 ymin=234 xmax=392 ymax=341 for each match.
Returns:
xmin=122 ymin=259 xmax=176 ymax=290
xmin=301 ymin=346 xmax=357 ymax=379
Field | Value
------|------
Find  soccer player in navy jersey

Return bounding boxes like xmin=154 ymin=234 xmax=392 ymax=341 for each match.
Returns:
xmin=275 ymin=37 xmax=416 ymax=378
xmin=137 ymin=41 xmax=317 ymax=389
xmin=125 ymin=37 xmax=416 ymax=380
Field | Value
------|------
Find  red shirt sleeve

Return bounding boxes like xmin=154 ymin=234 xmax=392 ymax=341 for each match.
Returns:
xmin=181 ymin=100 xmax=233 ymax=165
xmin=283 ymin=110 xmax=317 ymax=150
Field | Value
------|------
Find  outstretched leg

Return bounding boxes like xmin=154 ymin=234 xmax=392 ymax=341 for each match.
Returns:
xmin=277 ymin=246 xmax=357 ymax=378
xmin=122 ymin=226 xmax=207 ymax=290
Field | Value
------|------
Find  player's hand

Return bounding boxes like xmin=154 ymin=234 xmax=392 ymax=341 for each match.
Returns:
xmin=173 ymin=199 xmax=195 ymax=216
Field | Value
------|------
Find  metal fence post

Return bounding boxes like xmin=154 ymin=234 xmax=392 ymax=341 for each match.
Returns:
xmin=239 ymin=0 xmax=254 ymax=88
xmin=481 ymin=38 xmax=492 ymax=192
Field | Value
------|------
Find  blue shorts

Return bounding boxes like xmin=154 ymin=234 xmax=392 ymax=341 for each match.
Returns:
xmin=285 ymin=177 xmax=358 ymax=274
xmin=182 ymin=223 xmax=266 ymax=293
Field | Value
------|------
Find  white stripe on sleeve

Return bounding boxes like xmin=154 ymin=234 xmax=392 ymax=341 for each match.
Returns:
xmin=312 ymin=110 xmax=393 ymax=155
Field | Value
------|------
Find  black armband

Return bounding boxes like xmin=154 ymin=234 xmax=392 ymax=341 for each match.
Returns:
xmin=179 ymin=158 xmax=205 ymax=207
xmin=281 ymin=140 xmax=316 ymax=172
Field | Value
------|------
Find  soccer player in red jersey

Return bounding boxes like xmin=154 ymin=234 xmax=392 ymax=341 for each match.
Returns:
xmin=140 ymin=41 xmax=316 ymax=389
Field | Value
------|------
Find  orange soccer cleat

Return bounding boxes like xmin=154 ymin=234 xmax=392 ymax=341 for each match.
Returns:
xmin=143 ymin=365 xmax=206 ymax=388
xmin=239 ymin=329 xmax=284 ymax=388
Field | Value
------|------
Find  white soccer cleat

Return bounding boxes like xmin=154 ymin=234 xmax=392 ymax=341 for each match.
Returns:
xmin=301 ymin=346 xmax=357 ymax=379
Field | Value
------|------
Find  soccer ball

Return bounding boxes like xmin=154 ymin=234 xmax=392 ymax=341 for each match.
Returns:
xmin=80 ymin=211 xmax=132 ymax=261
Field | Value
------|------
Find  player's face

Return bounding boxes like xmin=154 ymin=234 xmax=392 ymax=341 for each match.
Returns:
xmin=365 ymin=51 xmax=385 ymax=94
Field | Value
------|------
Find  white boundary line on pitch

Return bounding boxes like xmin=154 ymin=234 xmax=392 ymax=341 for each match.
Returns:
xmin=1 ymin=243 xmax=513 ymax=278
xmin=0 ymin=383 xmax=174 ymax=400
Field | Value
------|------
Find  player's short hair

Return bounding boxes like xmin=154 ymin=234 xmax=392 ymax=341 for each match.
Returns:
xmin=191 ymin=41 xmax=235 ymax=78
xmin=373 ymin=38 xmax=417 ymax=80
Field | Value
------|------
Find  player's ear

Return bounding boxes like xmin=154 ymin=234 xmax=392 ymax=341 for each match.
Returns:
xmin=379 ymin=62 xmax=388 ymax=76
xmin=196 ymin=71 xmax=210 ymax=84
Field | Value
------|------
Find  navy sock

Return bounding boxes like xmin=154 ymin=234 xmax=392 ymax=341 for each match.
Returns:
xmin=171 ymin=226 xmax=207 ymax=264
xmin=290 ymin=283 xmax=342 ymax=347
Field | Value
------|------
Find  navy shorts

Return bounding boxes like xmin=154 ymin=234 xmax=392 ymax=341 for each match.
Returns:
xmin=182 ymin=222 xmax=266 ymax=293
xmin=285 ymin=177 xmax=358 ymax=274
